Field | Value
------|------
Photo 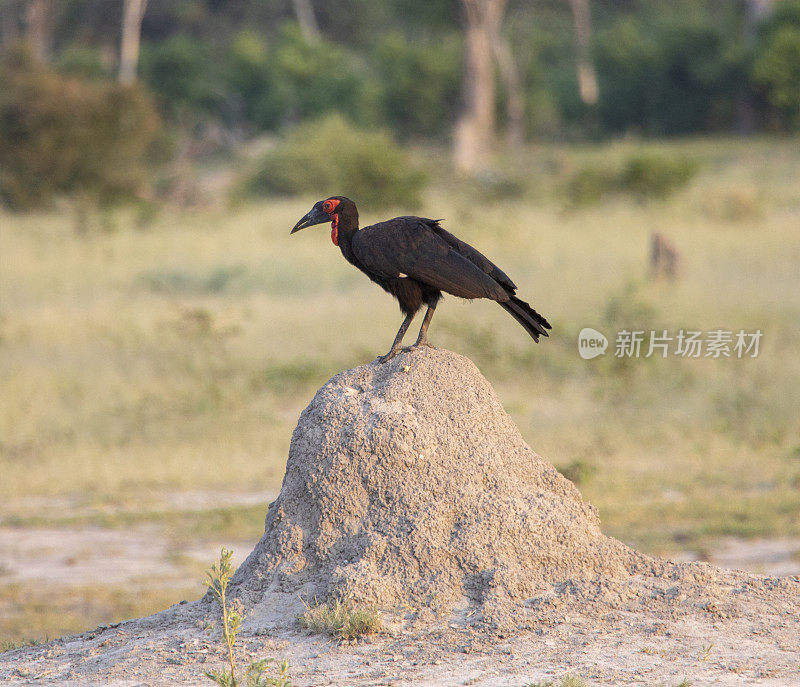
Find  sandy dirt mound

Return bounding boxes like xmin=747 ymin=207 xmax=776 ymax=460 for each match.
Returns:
xmin=232 ymin=348 xmax=644 ymax=628
xmin=1 ymin=348 xmax=798 ymax=685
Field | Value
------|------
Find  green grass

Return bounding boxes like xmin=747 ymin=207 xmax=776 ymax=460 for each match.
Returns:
xmin=1 ymin=136 xmax=799 ymax=641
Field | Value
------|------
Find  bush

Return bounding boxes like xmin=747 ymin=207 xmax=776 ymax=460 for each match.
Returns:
xmin=565 ymin=152 xmax=698 ymax=205
xmin=753 ymin=26 xmax=800 ymax=127
xmin=241 ymin=115 xmax=426 ymax=210
xmin=0 ymin=48 xmax=159 ymax=210
xmin=617 ymin=153 xmax=698 ymax=199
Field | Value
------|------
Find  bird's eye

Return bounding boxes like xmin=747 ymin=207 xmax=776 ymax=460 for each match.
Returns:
xmin=322 ymin=200 xmax=333 ymax=213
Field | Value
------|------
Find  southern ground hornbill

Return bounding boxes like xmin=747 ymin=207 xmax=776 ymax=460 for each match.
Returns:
xmin=291 ymin=196 xmax=551 ymax=363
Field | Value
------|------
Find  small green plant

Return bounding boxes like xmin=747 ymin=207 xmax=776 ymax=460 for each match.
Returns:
xmin=299 ymin=597 xmax=383 ymax=640
xmin=245 ymin=658 xmax=292 ymax=687
xmin=205 ymin=548 xmax=243 ymax=686
xmin=558 ymin=459 xmax=597 ymax=485
xmin=1 ymin=637 xmax=46 ymax=653
xmin=700 ymin=642 xmax=714 ymax=661
xmin=559 ymin=676 xmax=587 ymax=687
xmin=526 ymin=677 xmax=586 ymax=687
xmin=204 ymin=548 xmax=291 ymax=687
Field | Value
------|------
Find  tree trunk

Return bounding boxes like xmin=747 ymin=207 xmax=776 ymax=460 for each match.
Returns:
xmin=1 ymin=1 xmax=21 ymax=48
xmin=493 ymin=37 xmax=524 ymax=150
xmin=25 ymin=0 xmax=54 ymax=62
xmin=292 ymin=0 xmax=319 ymax=42
xmin=566 ymin=0 xmax=598 ymax=105
xmin=119 ymin=0 xmax=147 ymax=85
xmin=454 ymin=0 xmax=507 ymax=173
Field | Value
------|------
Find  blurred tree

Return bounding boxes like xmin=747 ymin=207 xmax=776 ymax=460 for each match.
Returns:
xmin=374 ymin=33 xmax=461 ymax=139
xmin=25 ymin=0 xmax=54 ymax=61
xmin=291 ymin=0 xmax=319 ymax=43
xmin=594 ymin=8 xmax=743 ymax=136
xmin=119 ymin=0 xmax=148 ymax=85
xmin=453 ymin=0 xmax=507 ymax=172
xmin=754 ymin=25 xmax=800 ymax=126
xmin=1 ymin=1 xmax=22 ymax=46
xmin=140 ymin=34 xmax=223 ymax=118
xmin=0 ymin=47 xmax=159 ymax=211
xmin=566 ymin=0 xmax=597 ymax=105
xmin=752 ymin=0 xmax=800 ymax=128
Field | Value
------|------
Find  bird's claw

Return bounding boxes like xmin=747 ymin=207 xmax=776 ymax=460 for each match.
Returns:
xmin=401 ymin=341 xmax=435 ymax=353
xmin=377 ymin=350 xmax=400 ymax=364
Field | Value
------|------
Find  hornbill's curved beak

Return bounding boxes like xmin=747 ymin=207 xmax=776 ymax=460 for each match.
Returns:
xmin=291 ymin=204 xmax=328 ymax=234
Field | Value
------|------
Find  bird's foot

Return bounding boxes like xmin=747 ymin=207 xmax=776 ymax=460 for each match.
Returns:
xmin=377 ymin=349 xmax=401 ymax=364
xmin=402 ymin=340 xmax=435 ymax=353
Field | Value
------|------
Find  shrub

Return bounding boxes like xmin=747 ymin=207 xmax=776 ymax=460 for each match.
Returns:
xmin=565 ymin=165 xmax=616 ymax=205
xmin=565 ymin=152 xmax=698 ymax=204
xmin=0 ymin=48 xmax=159 ymax=210
xmin=617 ymin=153 xmax=699 ymax=199
xmin=241 ymin=115 xmax=426 ymax=210
xmin=753 ymin=26 xmax=800 ymax=127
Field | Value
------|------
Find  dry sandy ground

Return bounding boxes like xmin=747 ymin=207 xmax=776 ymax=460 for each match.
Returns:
xmin=2 ymin=350 xmax=798 ymax=685
xmin=0 ymin=590 xmax=798 ymax=687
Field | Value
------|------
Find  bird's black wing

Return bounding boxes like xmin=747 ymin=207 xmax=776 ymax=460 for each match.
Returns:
xmin=428 ymin=222 xmax=517 ymax=292
xmin=351 ymin=217 xmax=510 ymax=301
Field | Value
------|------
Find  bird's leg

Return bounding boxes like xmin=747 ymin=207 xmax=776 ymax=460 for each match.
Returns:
xmin=407 ymin=303 xmax=437 ymax=350
xmin=378 ymin=313 xmax=415 ymax=363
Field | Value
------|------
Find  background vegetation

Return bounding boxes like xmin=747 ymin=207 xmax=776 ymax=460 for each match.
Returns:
xmin=1 ymin=0 xmax=799 ymax=647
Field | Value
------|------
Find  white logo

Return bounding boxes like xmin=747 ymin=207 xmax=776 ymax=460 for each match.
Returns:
xmin=578 ymin=327 xmax=608 ymax=359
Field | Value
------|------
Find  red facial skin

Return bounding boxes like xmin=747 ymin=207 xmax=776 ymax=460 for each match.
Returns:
xmin=322 ymin=198 xmax=341 ymax=245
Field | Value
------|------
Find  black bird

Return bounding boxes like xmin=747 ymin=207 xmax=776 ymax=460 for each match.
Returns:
xmin=291 ymin=196 xmax=551 ymax=363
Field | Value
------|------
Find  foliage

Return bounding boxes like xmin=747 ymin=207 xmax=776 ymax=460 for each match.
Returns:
xmin=373 ymin=32 xmax=462 ymax=138
xmin=593 ymin=10 xmax=743 ymax=135
xmin=223 ymin=24 xmax=377 ymax=133
xmin=754 ymin=26 xmax=800 ymax=127
xmin=205 ymin=549 xmax=292 ymax=687
xmin=55 ymin=45 xmax=109 ymax=80
xmin=617 ymin=153 xmax=699 ymax=199
xmin=299 ymin=597 xmax=383 ymax=640
xmin=140 ymin=35 xmax=224 ymax=118
xmin=241 ymin=114 xmax=426 ymax=209
xmin=566 ymin=152 xmax=698 ymax=204
xmin=0 ymin=48 xmax=159 ymax=211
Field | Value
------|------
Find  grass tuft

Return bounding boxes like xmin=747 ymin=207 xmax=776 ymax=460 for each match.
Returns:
xmin=299 ymin=597 xmax=383 ymax=641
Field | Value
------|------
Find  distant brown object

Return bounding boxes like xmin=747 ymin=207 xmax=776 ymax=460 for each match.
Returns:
xmin=650 ymin=231 xmax=680 ymax=279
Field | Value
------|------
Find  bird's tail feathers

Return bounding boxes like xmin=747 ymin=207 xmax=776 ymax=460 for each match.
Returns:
xmin=500 ymin=296 xmax=551 ymax=342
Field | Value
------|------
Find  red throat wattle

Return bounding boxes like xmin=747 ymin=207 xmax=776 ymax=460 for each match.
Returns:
xmin=322 ymin=198 xmax=341 ymax=246
xmin=331 ymin=213 xmax=339 ymax=246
